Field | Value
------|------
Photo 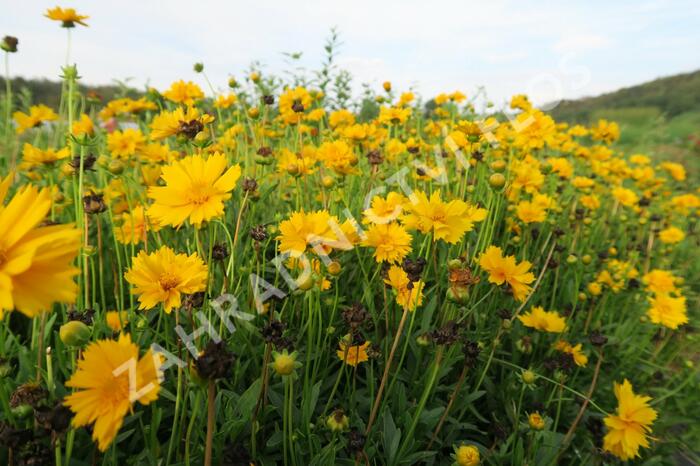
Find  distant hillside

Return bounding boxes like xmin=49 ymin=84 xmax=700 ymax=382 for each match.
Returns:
xmin=0 ymin=76 xmax=141 ymax=110
xmin=550 ymin=70 xmax=700 ymax=123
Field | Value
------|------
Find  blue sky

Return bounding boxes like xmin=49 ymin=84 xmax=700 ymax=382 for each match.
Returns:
xmin=3 ymin=0 xmax=699 ymax=107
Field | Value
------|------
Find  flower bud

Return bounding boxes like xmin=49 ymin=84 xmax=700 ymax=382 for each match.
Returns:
xmin=59 ymin=321 xmax=91 ymax=347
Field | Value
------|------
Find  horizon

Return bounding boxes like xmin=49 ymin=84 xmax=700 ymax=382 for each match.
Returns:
xmin=3 ymin=0 xmax=700 ymax=108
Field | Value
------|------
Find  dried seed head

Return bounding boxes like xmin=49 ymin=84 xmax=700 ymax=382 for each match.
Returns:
xmin=291 ymin=100 xmax=305 ymax=113
xmin=177 ymin=119 xmax=204 ymax=139
xmin=342 ymin=302 xmax=370 ymax=332
xmin=263 ymin=95 xmax=275 ymax=105
xmin=402 ymin=257 xmax=426 ymax=283
xmin=194 ymin=341 xmax=235 ymax=380
xmin=10 ymin=383 xmax=47 ymax=409
xmin=212 ymin=243 xmax=229 ymax=261
xmin=183 ymin=292 xmax=206 ymax=311
xmin=1 ymin=36 xmax=18 ymax=53
xmin=588 ymin=330 xmax=608 ymax=347
xmin=69 ymin=154 xmax=97 ymax=172
xmin=242 ymin=177 xmax=258 ymax=193
xmin=429 ymin=320 xmax=460 ymax=346
xmin=250 ymin=224 xmax=268 ymax=242
xmin=346 ymin=429 xmax=366 ymax=456
xmin=366 ymin=149 xmax=383 ymax=165
xmin=67 ymin=308 xmax=95 ymax=325
xmin=82 ymin=192 xmax=106 ymax=214
xmin=256 ymin=146 xmax=273 ymax=157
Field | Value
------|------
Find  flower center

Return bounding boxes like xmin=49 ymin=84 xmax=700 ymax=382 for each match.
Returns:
xmin=0 ymin=248 xmax=6 ymax=268
xmin=159 ymin=273 xmax=180 ymax=291
xmin=188 ymin=184 xmax=213 ymax=206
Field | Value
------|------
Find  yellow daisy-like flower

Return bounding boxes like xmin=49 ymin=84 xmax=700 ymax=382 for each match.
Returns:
xmin=214 ymin=93 xmax=238 ymax=109
xmin=21 ymin=143 xmax=70 ymax=169
xmin=384 ymin=265 xmax=424 ymax=311
xmin=337 ymin=340 xmax=370 ymax=367
xmin=277 ymin=210 xmax=345 ymax=258
xmin=124 ymin=245 xmax=208 ymax=313
xmin=107 ymin=128 xmax=146 ymax=159
xmin=63 ymin=334 xmax=161 ymax=452
xmin=162 ymin=80 xmax=204 ymax=106
xmin=147 ymin=153 xmax=241 ymax=228
xmin=0 ymin=179 xmax=81 ymax=319
xmin=516 ymin=200 xmax=546 ymax=224
xmin=402 ymin=190 xmax=487 ymax=244
xmin=361 ymin=222 xmax=412 ymax=263
xmin=105 ymin=311 xmax=129 ymax=332
xmin=71 ymin=113 xmax=94 ymax=137
xmin=647 ymin=293 xmax=687 ymax=329
xmin=658 ymin=226 xmax=685 ymax=244
xmin=612 ymin=186 xmax=639 ymax=207
xmin=115 ymin=206 xmax=159 ymax=245
xmin=455 ymin=445 xmax=480 ymax=466
xmin=149 ymin=107 xmax=214 ymax=140
xmin=45 ymin=6 xmax=89 ymax=27
xmin=362 ymin=191 xmax=407 ymax=225
xmin=13 ymin=105 xmax=58 ymax=134
xmin=603 ymin=379 xmax=657 ymax=461
xmin=553 ymin=340 xmax=588 ymax=366
xmin=518 ymin=306 xmax=566 ymax=333
xmin=317 ymin=140 xmax=358 ymax=176
xmin=642 ymin=269 xmax=677 ymax=294
xmin=478 ymin=246 xmax=535 ymax=302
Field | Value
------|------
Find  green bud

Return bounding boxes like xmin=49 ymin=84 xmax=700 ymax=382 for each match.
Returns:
xmin=59 ymin=320 xmax=91 ymax=347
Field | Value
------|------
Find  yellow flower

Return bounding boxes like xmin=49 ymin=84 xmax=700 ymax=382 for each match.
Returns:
xmin=0 ymin=181 xmax=81 ymax=319
xmin=214 ymin=93 xmax=238 ymax=109
xmin=149 ymin=107 xmax=214 ymax=140
xmin=590 ymin=119 xmax=620 ymax=144
xmin=147 ymin=153 xmax=241 ymax=228
xmin=45 ymin=7 xmax=89 ymax=27
xmin=455 ymin=445 xmax=480 ymax=466
xmin=362 ymin=192 xmax=406 ymax=225
xmin=658 ymin=226 xmax=684 ymax=244
xmin=402 ymin=191 xmax=486 ymax=243
xmin=528 ymin=412 xmax=546 ymax=430
xmin=547 ymin=157 xmax=573 ymax=178
xmin=277 ymin=210 xmax=347 ymax=257
xmin=518 ymin=306 xmax=566 ymax=333
xmin=642 ymin=269 xmax=677 ymax=294
xmin=362 ymin=223 xmax=412 ymax=263
xmin=139 ymin=142 xmax=178 ymax=164
xmin=105 ymin=311 xmax=129 ymax=332
xmin=553 ymin=341 xmax=588 ymax=366
xmin=13 ymin=105 xmax=58 ymax=134
xmin=516 ymin=200 xmax=546 ymax=224
xmin=384 ymin=265 xmax=424 ymax=311
xmin=278 ymin=86 xmax=312 ymax=125
xmin=612 ymin=187 xmax=639 ymax=207
xmin=124 ymin=246 xmax=208 ymax=312
xmin=317 ymin=140 xmax=358 ymax=176
xmin=478 ymin=246 xmax=535 ymax=302
xmin=63 ymin=334 xmax=161 ymax=452
xmin=337 ymin=340 xmax=370 ymax=367
xmin=603 ymin=379 xmax=657 ymax=460
xmin=107 ymin=128 xmax=146 ymax=159
xmin=329 ymin=109 xmax=355 ymax=128
xmin=659 ymin=162 xmax=686 ymax=181
xmin=647 ymin=293 xmax=687 ymax=329
xmin=71 ymin=114 xmax=94 ymax=136
xmin=115 ymin=206 xmax=159 ymax=245
xmin=21 ymin=143 xmax=70 ymax=169
xmin=162 ymin=80 xmax=204 ymax=106
xmin=580 ymin=194 xmax=600 ymax=210
xmin=377 ymin=106 xmax=411 ymax=125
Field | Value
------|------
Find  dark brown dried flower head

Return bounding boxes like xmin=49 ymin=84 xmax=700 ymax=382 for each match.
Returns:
xmin=194 ymin=341 xmax=234 ymax=380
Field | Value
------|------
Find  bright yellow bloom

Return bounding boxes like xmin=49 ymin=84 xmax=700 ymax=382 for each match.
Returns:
xmin=0 ymin=181 xmax=81 ymax=319
xmin=547 ymin=157 xmax=573 ymax=178
xmin=71 ymin=114 xmax=94 ymax=136
xmin=139 ymin=142 xmax=178 ymax=164
xmin=362 ymin=223 xmax=412 ymax=263
xmin=518 ymin=306 xmax=566 ymax=333
xmin=612 ymin=187 xmax=639 ymax=207
xmin=21 ymin=143 xmax=70 ymax=169
xmin=528 ymin=412 xmax=546 ymax=430
xmin=317 ymin=140 xmax=358 ymax=176
xmin=642 ymin=269 xmax=677 ymax=294
xmin=455 ymin=445 xmax=480 ymax=466
xmin=147 ymin=153 xmax=241 ymax=228
xmin=337 ymin=340 xmax=370 ymax=367
xmin=329 ymin=109 xmax=355 ymax=128
xmin=658 ymin=226 xmax=684 ymax=244
xmin=659 ymin=162 xmax=686 ymax=181
xmin=107 ymin=128 xmax=146 ymax=159
xmin=214 ymin=93 xmax=238 ymax=109
xmin=647 ymin=293 xmax=687 ymax=329
xmin=377 ymin=106 xmax=411 ymax=125
xmin=553 ymin=341 xmax=588 ymax=366
xmin=478 ymin=246 xmax=535 ymax=302
xmin=162 ymin=80 xmax=204 ymax=105
xmin=603 ymin=379 xmax=657 ymax=460
xmin=124 ymin=246 xmax=208 ymax=312
xmin=516 ymin=200 xmax=546 ymax=224
xmin=105 ymin=311 xmax=129 ymax=332
xmin=13 ymin=105 xmax=58 ymax=134
xmin=384 ymin=265 xmax=424 ymax=311
xmin=402 ymin=191 xmax=486 ymax=243
xmin=63 ymin=334 xmax=161 ymax=452
xmin=277 ymin=210 xmax=348 ymax=257
xmin=115 ymin=206 xmax=159 ymax=245
xmin=45 ymin=7 xmax=89 ymax=27
xmin=149 ymin=107 xmax=214 ymax=140
xmin=590 ymin=119 xmax=620 ymax=144
xmin=362 ymin=192 xmax=406 ymax=225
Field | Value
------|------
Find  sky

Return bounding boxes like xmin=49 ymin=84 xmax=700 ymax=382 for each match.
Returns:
xmin=2 ymin=0 xmax=700 ymax=108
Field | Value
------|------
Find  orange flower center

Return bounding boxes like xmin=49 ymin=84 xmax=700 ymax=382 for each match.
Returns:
xmin=188 ymin=184 xmax=213 ymax=205
xmin=159 ymin=273 xmax=180 ymax=291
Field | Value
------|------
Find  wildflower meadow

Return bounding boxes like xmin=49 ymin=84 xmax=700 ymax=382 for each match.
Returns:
xmin=0 ymin=6 xmax=698 ymax=466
